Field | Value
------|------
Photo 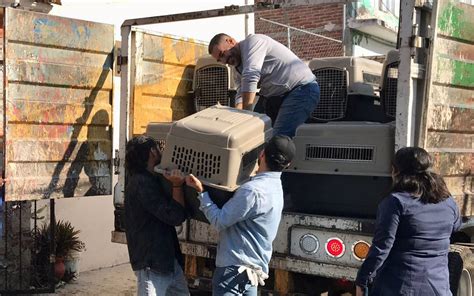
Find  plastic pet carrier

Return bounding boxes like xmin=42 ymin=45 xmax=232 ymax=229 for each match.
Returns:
xmin=381 ymin=50 xmax=400 ymax=119
xmin=309 ymin=57 xmax=383 ymax=122
xmin=192 ymin=55 xmax=237 ymax=112
xmin=344 ymin=94 xmax=391 ymax=123
xmin=159 ymin=105 xmax=273 ymax=191
xmin=158 ymin=105 xmax=272 ymax=222
xmin=283 ymin=122 xmax=395 ymax=217
xmin=146 ymin=122 xmax=173 ymax=151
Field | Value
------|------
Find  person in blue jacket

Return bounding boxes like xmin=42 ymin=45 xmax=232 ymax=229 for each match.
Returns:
xmin=356 ymin=147 xmax=461 ymax=296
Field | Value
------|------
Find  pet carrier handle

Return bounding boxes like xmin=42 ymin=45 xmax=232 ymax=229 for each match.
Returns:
xmin=154 ymin=166 xmax=167 ymax=175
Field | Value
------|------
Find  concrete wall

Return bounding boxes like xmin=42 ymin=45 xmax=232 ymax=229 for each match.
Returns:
xmin=354 ymin=0 xmax=399 ymax=30
xmin=51 ymin=195 xmax=128 ymax=272
xmin=44 ymin=0 xmax=252 ymax=272
xmin=353 ymin=36 xmax=395 ymax=56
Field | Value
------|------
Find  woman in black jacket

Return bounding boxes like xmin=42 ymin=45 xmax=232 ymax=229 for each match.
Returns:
xmin=125 ymin=135 xmax=189 ymax=296
xmin=356 ymin=147 xmax=461 ymax=296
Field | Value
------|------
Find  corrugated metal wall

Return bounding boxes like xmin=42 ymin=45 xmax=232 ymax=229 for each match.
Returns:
xmin=424 ymin=0 xmax=473 ymax=215
xmin=131 ymin=30 xmax=207 ymax=136
xmin=4 ymin=8 xmax=114 ymax=201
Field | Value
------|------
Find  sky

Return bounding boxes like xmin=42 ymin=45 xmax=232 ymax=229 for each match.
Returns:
xmin=51 ymin=0 xmax=255 ymax=41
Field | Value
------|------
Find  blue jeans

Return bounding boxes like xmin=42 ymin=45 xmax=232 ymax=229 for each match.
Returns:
xmin=135 ymin=260 xmax=189 ymax=296
xmin=212 ymin=266 xmax=257 ymax=296
xmin=272 ymin=81 xmax=320 ymax=137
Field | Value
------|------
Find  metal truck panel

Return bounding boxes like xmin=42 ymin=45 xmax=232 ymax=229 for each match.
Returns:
xmin=290 ymin=226 xmax=372 ymax=268
xmin=179 ymin=241 xmax=359 ymax=280
xmin=176 ymin=221 xmax=188 ymax=241
xmin=188 ymin=220 xmax=219 ymax=244
xmin=179 ymin=215 xmax=371 ymax=280
xmin=6 ymin=9 xmax=113 ymax=52
xmin=436 ymin=0 xmax=474 ymax=43
xmin=6 ymin=85 xmax=112 ymax=121
xmin=148 ymin=212 xmax=374 ymax=259
xmin=4 ymin=8 xmax=114 ymax=201
xmin=422 ymin=0 xmax=474 ymax=215
xmin=112 ymin=224 xmax=362 ymax=281
xmin=273 ymin=212 xmax=374 ymax=254
xmin=433 ymin=56 xmax=474 ymax=89
xmin=131 ymin=30 xmax=207 ymax=136
xmin=270 ymin=255 xmax=359 ymax=280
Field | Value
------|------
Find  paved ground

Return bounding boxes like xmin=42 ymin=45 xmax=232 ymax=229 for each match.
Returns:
xmin=48 ymin=263 xmax=137 ymax=295
xmin=42 ymin=264 xmax=210 ymax=296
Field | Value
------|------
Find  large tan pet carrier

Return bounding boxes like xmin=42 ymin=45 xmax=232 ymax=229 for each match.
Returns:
xmin=309 ymin=57 xmax=383 ymax=121
xmin=289 ymin=122 xmax=394 ymax=176
xmin=159 ymin=105 xmax=273 ymax=191
xmin=283 ymin=122 xmax=395 ymax=218
xmin=192 ymin=55 xmax=237 ymax=112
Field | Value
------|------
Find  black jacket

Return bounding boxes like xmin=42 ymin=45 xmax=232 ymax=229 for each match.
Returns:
xmin=124 ymin=170 xmax=186 ymax=274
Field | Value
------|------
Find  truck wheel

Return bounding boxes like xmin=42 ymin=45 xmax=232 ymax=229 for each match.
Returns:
xmin=450 ymin=244 xmax=474 ymax=296
xmin=457 ymin=268 xmax=472 ymax=296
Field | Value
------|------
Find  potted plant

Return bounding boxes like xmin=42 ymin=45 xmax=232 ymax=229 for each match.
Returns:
xmin=31 ymin=220 xmax=85 ymax=283
xmin=54 ymin=220 xmax=85 ymax=281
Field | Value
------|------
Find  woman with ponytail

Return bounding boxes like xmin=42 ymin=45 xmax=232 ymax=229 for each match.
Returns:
xmin=356 ymin=147 xmax=461 ymax=296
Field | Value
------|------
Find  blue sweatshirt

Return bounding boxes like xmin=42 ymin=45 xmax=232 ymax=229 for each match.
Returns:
xmin=199 ymin=172 xmax=284 ymax=274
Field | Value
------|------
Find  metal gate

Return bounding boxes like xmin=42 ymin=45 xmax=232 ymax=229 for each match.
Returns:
xmin=1 ymin=200 xmax=56 ymax=294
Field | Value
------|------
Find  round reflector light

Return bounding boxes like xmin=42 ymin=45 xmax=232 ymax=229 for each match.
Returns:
xmin=325 ymin=237 xmax=345 ymax=258
xmin=352 ymin=240 xmax=371 ymax=261
xmin=299 ymin=234 xmax=319 ymax=255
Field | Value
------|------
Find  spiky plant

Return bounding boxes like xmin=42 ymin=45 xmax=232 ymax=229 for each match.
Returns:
xmin=54 ymin=220 xmax=85 ymax=258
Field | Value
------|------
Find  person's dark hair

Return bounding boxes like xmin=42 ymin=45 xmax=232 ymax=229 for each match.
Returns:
xmin=208 ymin=33 xmax=230 ymax=54
xmin=392 ymin=147 xmax=450 ymax=203
xmin=125 ymin=135 xmax=159 ymax=175
xmin=264 ymin=135 xmax=296 ymax=172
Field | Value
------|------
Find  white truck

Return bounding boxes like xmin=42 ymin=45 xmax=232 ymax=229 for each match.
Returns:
xmin=109 ymin=0 xmax=473 ymax=295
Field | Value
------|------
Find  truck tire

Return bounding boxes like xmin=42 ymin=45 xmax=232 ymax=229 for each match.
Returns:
xmin=449 ymin=244 xmax=474 ymax=296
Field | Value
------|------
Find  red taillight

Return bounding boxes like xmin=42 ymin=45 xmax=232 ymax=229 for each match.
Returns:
xmin=325 ymin=237 xmax=345 ymax=258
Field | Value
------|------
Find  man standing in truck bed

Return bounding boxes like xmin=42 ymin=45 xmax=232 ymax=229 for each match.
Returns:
xmin=185 ymin=135 xmax=296 ymax=295
xmin=208 ymin=33 xmax=320 ymax=137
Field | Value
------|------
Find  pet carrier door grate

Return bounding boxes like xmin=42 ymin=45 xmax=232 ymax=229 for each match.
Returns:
xmin=311 ymin=67 xmax=348 ymax=121
xmin=171 ymin=145 xmax=222 ymax=179
xmin=381 ymin=62 xmax=399 ymax=119
xmin=195 ymin=65 xmax=229 ymax=110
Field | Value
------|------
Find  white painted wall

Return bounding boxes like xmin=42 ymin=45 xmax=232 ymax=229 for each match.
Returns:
xmin=44 ymin=0 xmax=253 ymax=272
xmin=353 ymin=37 xmax=395 ymax=56
xmin=50 ymin=195 xmax=130 ymax=272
